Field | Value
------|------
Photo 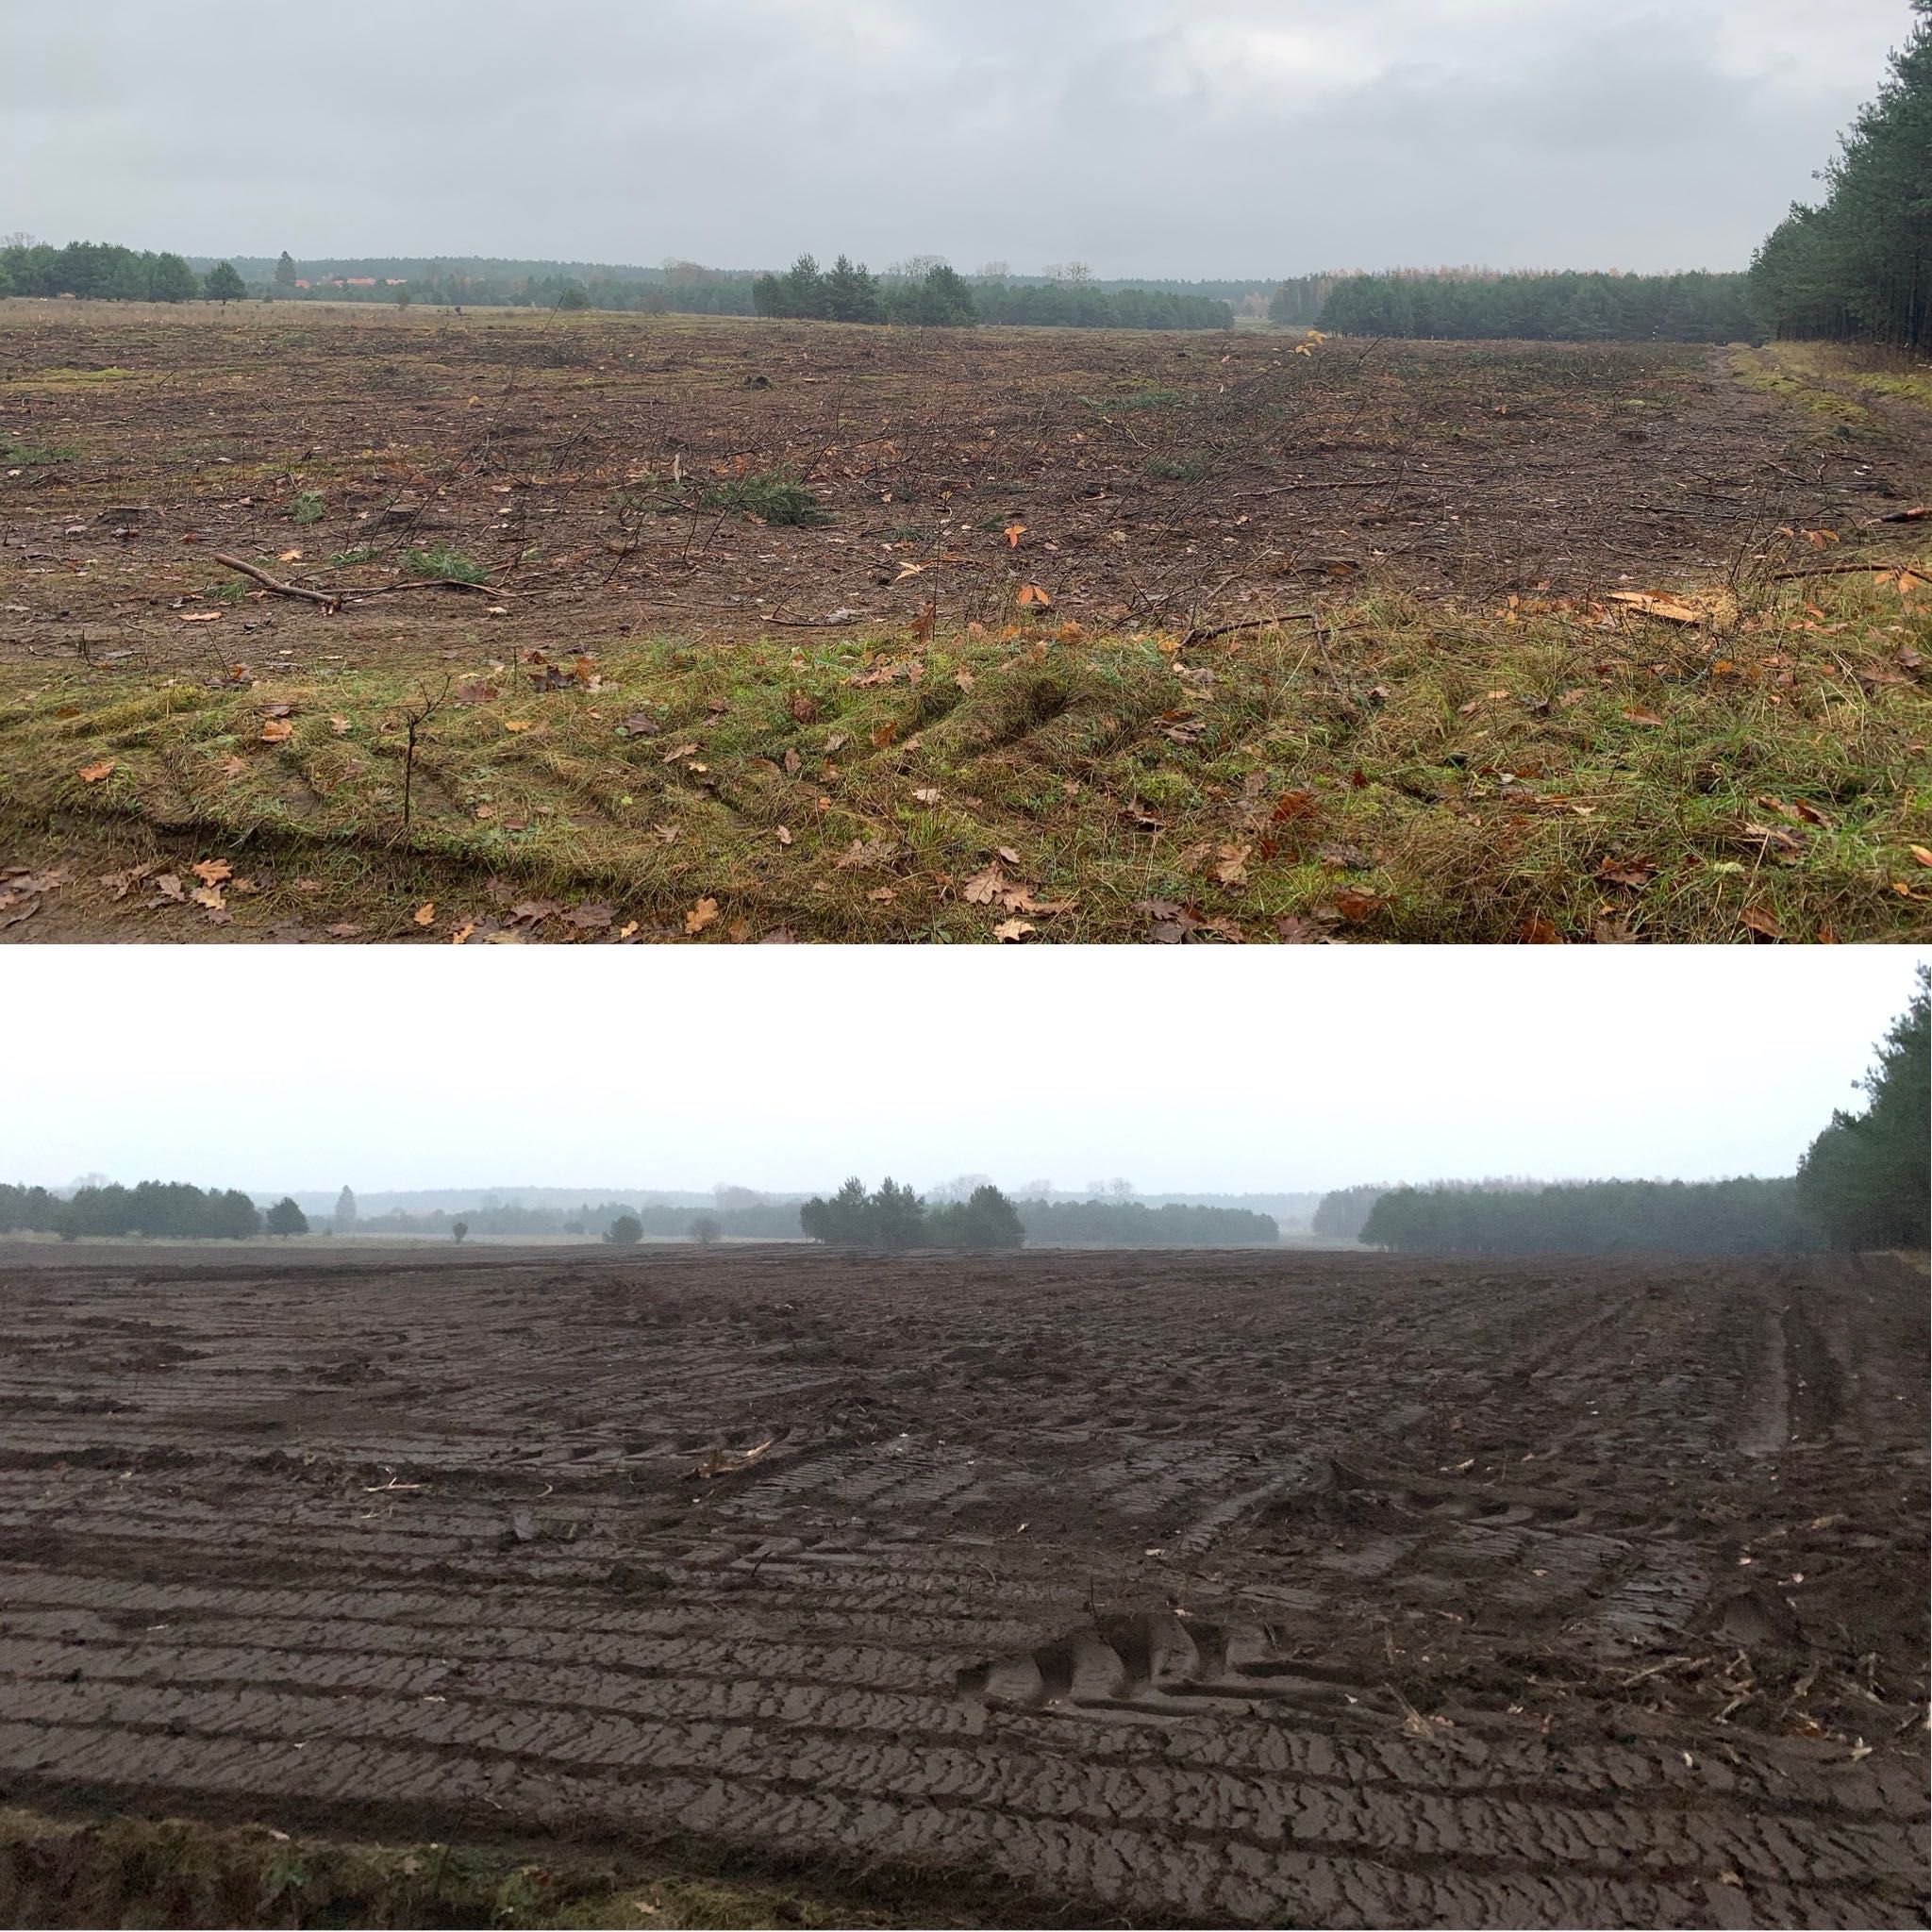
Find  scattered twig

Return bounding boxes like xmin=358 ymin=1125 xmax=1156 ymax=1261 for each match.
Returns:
xmin=1231 ymin=476 xmax=1400 ymax=502
xmin=1178 ymin=610 xmax=1315 ymax=647
xmin=393 ymin=675 xmax=454 ymax=837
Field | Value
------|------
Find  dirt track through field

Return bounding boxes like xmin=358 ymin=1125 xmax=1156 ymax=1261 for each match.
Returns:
xmin=0 ymin=1244 xmax=1924 ymax=1926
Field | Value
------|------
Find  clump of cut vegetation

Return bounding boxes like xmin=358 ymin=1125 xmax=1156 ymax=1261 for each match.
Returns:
xmin=401 ymin=542 xmax=487 ymax=583
xmin=612 ymin=468 xmax=826 ymax=526
xmin=700 ymin=469 xmax=826 ymax=525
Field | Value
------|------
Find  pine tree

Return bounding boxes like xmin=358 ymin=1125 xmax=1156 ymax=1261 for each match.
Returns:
xmin=1796 ymin=968 xmax=1930 ymax=1248
xmin=1750 ymin=5 xmax=1932 ymax=349
xmin=265 ymin=1197 xmax=308 ymax=1237
xmin=334 ymin=1186 xmax=357 ymax=1231
xmin=204 ymin=261 xmax=245 ymax=305
xmin=148 ymin=253 xmax=199 ymax=303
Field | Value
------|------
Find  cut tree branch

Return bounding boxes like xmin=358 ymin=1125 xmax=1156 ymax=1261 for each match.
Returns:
xmin=210 ymin=553 xmax=340 ymax=607
xmin=212 ymin=552 xmax=514 ymax=606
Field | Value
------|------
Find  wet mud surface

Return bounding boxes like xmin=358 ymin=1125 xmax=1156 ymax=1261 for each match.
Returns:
xmin=0 ymin=1242 xmax=1924 ymax=1926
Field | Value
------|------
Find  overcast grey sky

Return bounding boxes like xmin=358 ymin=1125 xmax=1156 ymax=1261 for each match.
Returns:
xmin=6 ymin=1 xmax=1913 ymax=276
xmin=1 ymin=950 xmax=1920 ymax=1195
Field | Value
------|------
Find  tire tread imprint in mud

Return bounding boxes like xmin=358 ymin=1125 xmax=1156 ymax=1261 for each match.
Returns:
xmin=0 ymin=1241 xmax=1922 ymax=1928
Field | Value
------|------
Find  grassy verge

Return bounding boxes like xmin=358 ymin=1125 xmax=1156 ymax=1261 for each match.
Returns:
xmin=0 ymin=1805 xmax=1061 ymax=1928
xmin=1730 ymin=340 xmax=1932 ymax=427
xmin=2 ymin=573 xmax=1927 ymax=942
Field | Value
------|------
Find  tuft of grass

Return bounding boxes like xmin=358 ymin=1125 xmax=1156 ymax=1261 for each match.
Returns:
xmin=1847 ymin=367 xmax=1932 ymax=408
xmin=327 ymin=544 xmax=378 ymax=566
xmin=1729 ymin=344 xmax=1878 ymax=430
xmin=402 ymin=543 xmax=487 ymax=583
xmin=2 ymin=569 xmax=1926 ymax=943
xmin=0 ymin=430 xmax=80 ymax=465
xmin=289 ymin=489 xmax=326 ymax=525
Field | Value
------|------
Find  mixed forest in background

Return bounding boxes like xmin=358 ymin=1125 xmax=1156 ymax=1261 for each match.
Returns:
xmin=2 ymin=971 xmax=1920 ymax=1257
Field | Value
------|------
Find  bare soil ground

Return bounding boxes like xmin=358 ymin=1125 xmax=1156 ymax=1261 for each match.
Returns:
xmin=2 ymin=308 xmax=1928 ymax=941
xmin=1 ymin=308 xmax=1915 ymax=635
xmin=0 ymin=1241 xmax=1923 ymax=1927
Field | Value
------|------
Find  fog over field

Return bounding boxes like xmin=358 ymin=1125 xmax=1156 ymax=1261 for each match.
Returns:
xmin=7 ymin=0 xmax=1912 ymax=274
xmin=2 ymin=949 xmax=1919 ymax=1193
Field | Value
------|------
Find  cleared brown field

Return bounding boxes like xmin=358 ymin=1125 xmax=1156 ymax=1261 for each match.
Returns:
xmin=1 ymin=308 xmax=1929 ymax=941
xmin=0 ymin=1241 xmax=1924 ymax=1925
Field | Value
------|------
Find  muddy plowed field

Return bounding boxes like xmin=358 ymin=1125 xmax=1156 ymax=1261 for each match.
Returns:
xmin=0 ymin=1244 xmax=1924 ymax=1926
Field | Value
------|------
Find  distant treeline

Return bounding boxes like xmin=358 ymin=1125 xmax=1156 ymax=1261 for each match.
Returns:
xmin=795 ymin=1182 xmax=1277 ymax=1249
xmin=354 ymin=1199 xmax=801 ymax=1240
xmin=749 ymin=256 xmax=1232 ymax=330
xmin=1310 ymin=1184 xmax=1388 ymax=1240
xmin=1345 ymin=973 xmax=1927 ymax=1257
xmin=1314 ymin=1178 xmax=1555 ymax=1240
xmin=801 ymin=1178 xmax=1025 ymax=1251
xmin=0 ymin=240 xmax=233 ymax=304
xmin=1313 ymin=270 xmax=1757 ymax=343
xmin=1360 ymin=1177 xmax=1818 ymax=1256
xmin=1750 ymin=5 xmax=1930 ymax=352
xmin=7 ymin=237 xmax=1234 ymax=332
xmin=1017 ymin=1198 xmax=1278 ymax=1245
xmin=0 ymin=1180 xmax=298 ymax=1241
xmin=969 ymin=279 xmax=1233 ymax=330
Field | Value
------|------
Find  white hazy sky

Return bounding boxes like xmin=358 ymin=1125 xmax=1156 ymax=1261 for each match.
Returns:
xmin=0 ymin=949 xmax=1920 ymax=1195
xmin=6 ymin=1 xmax=1914 ymax=275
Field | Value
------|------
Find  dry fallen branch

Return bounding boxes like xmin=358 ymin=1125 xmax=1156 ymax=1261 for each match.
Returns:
xmin=1178 ymin=610 xmax=1316 ymax=647
xmin=212 ymin=551 xmax=513 ymax=606
xmin=210 ymin=553 xmax=340 ymax=608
